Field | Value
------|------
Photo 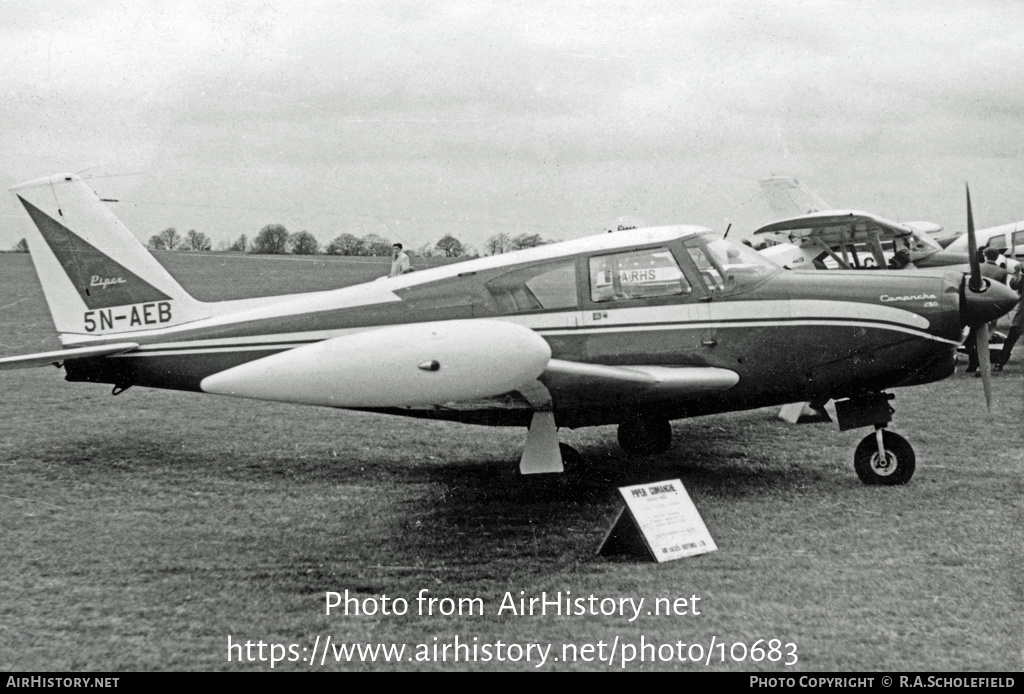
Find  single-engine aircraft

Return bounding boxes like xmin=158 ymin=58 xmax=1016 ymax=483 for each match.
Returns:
xmin=942 ymin=220 xmax=1024 ymax=260
xmin=753 ymin=177 xmax=991 ymax=272
xmin=1 ymin=174 xmax=1017 ymax=486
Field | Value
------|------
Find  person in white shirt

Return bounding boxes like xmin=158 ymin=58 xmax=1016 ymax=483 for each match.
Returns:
xmin=389 ymin=243 xmax=412 ymax=277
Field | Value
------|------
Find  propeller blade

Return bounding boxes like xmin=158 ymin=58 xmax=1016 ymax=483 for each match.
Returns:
xmin=977 ymin=322 xmax=992 ymax=411
xmin=958 ymin=184 xmax=1017 ymax=327
xmin=966 ymin=183 xmax=983 ymax=292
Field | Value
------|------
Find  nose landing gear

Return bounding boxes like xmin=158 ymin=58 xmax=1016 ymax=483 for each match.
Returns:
xmin=836 ymin=392 xmax=916 ymax=485
xmin=853 ymin=428 xmax=916 ymax=485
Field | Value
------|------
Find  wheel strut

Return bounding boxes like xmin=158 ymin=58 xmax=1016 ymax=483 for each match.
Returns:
xmin=874 ymin=425 xmax=886 ymax=461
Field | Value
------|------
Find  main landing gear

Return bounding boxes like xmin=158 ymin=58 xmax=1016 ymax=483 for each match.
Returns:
xmin=835 ymin=392 xmax=916 ymax=485
xmin=558 ymin=442 xmax=585 ymax=469
xmin=519 ymin=412 xmax=671 ymax=474
xmin=520 ymin=411 xmax=587 ymax=474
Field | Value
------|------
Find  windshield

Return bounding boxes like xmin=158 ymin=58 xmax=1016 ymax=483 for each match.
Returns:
xmin=686 ymin=236 xmax=781 ymax=293
xmin=904 ymin=232 xmax=943 ymax=253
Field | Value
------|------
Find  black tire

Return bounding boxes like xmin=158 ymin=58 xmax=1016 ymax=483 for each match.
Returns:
xmin=617 ymin=418 xmax=672 ymax=456
xmin=559 ymin=443 xmax=585 ymax=469
xmin=853 ymin=430 xmax=915 ymax=485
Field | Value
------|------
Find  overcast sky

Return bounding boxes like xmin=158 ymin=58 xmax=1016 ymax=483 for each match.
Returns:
xmin=2 ymin=0 xmax=1024 ymax=252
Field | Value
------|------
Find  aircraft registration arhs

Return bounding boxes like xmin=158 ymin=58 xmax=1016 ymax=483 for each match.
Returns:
xmin=1 ymin=173 xmax=1016 ymax=485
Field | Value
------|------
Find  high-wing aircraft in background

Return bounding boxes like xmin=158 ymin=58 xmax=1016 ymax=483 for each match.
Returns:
xmin=753 ymin=177 xmax=991 ymax=271
xmin=1 ymin=174 xmax=1016 ymax=486
xmin=753 ymin=178 xmax=1019 ymax=423
xmin=941 ymin=219 xmax=1024 ymax=260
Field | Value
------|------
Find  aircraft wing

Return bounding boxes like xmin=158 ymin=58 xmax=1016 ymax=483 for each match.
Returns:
xmin=753 ymin=210 xmax=917 ymax=244
xmin=0 ymin=342 xmax=140 ymax=370
xmin=540 ymin=359 xmax=739 ymax=406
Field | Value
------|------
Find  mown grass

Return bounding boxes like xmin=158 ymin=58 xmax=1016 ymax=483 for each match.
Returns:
xmin=0 ymin=253 xmax=1020 ymax=671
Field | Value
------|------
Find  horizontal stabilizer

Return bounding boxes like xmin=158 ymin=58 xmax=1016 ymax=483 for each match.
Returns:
xmin=0 ymin=342 xmax=139 ymax=370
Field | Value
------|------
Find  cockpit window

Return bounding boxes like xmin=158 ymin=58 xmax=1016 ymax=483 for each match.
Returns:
xmin=1013 ymin=231 xmax=1024 ymax=256
xmin=906 ymin=233 xmax=942 ymax=252
xmin=685 ymin=244 xmax=723 ymax=292
xmin=486 ymin=260 xmax=578 ymax=313
xmin=589 ymin=248 xmax=691 ymax=302
xmin=684 ymin=237 xmax=780 ymax=294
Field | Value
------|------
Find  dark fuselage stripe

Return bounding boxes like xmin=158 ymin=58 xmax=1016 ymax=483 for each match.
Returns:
xmin=111 ymin=316 xmax=959 ymax=358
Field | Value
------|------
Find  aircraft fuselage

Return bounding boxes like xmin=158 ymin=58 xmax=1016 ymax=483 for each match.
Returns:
xmin=62 ymin=231 xmax=967 ymax=429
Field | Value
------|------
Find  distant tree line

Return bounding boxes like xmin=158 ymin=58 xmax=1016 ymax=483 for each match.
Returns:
xmin=483 ymin=232 xmax=552 ymax=255
xmin=11 ymin=227 xmax=556 ymax=257
xmin=147 ymin=228 xmax=212 ymax=251
xmin=145 ymin=224 xmax=485 ymax=258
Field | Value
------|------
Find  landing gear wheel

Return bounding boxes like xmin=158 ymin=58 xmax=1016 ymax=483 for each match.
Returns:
xmin=559 ymin=443 xmax=584 ymax=470
xmin=853 ymin=430 xmax=915 ymax=485
xmin=617 ymin=418 xmax=672 ymax=456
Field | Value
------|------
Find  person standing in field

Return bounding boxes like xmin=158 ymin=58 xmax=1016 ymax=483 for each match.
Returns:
xmin=964 ymin=247 xmax=1010 ymax=374
xmin=389 ymin=243 xmax=412 ymax=277
xmin=994 ymin=263 xmax=1023 ymax=371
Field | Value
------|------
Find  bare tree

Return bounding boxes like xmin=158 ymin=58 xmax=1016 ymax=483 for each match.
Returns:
xmin=289 ymin=230 xmax=320 ymax=255
xmin=326 ymin=233 xmax=365 ymax=256
xmin=184 ymin=229 xmax=212 ymax=251
xmin=484 ymin=232 xmax=511 ymax=255
xmin=434 ymin=234 xmax=465 ymax=257
xmin=157 ymin=227 xmax=181 ymax=251
xmin=228 ymin=233 xmax=248 ymax=252
xmin=11 ymin=238 xmax=28 ymax=253
xmin=509 ymin=233 xmax=548 ymax=250
xmin=251 ymin=224 xmax=290 ymax=254
xmin=361 ymin=233 xmax=392 ymax=256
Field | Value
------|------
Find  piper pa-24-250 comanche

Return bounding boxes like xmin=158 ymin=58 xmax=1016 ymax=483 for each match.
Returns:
xmin=1 ymin=174 xmax=1016 ymax=485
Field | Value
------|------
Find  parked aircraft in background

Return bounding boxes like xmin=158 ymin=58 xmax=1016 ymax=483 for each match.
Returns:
xmin=0 ymin=174 xmax=1016 ymax=486
xmin=942 ymin=219 xmax=1024 ymax=259
xmin=753 ymin=177 xmax=996 ymax=271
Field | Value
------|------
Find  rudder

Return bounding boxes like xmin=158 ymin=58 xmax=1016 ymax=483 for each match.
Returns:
xmin=10 ymin=173 xmax=210 ymax=340
xmin=759 ymin=176 xmax=832 ymax=217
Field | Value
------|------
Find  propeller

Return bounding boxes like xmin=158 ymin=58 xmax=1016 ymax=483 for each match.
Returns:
xmin=959 ymin=184 xmax=1016 ymax=410
xmin=976 ymin=322 xmax=993 ymax=410
xmin=966 ymin=184 xmax=983 ymax=291
xmin=966 ymin=184 xmax=991 ymax=408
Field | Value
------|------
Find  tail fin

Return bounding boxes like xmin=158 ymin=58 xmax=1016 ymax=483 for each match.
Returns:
xmin=10 ymin=173 xmax=210 ymax=340
xmin=759 ymin=177 xmax=832 ymax=217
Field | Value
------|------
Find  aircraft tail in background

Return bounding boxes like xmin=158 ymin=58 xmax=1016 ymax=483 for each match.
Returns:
xmin=10 ymin=173 xmax=210 ymax=341
xmin=759 ymin=176 xmax=832 ymax=217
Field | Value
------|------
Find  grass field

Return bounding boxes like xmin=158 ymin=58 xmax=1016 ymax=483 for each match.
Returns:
xmin=0 ymin=252 xmax=1021 ymax=672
